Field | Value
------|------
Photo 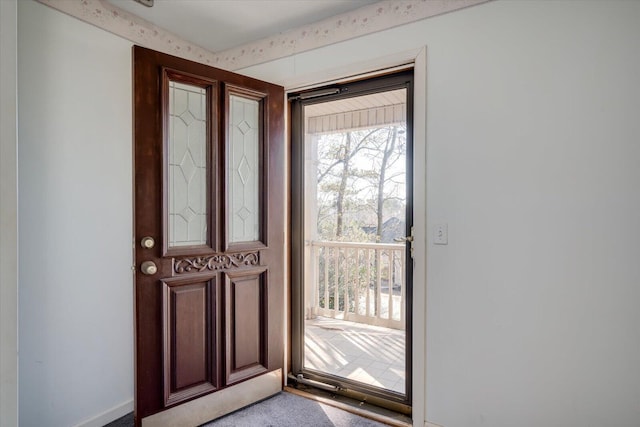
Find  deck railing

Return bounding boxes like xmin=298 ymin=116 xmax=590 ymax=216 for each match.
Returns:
xmin=305 ymin=240 xmax=406 ymax=330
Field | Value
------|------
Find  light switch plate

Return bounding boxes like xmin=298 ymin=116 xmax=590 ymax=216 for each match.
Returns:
xmin=434 ymin=223 xmax=448 ymax=245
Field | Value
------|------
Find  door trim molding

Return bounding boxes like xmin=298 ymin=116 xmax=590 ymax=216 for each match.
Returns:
xmin=141 ymin=369 xmax=282 ymax=427
xmin=412 ymin=46 xmax=427 ymax=427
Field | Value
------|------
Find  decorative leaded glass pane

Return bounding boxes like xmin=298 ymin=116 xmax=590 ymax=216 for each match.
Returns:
xmin=228 ymin=95 xmax=260 ymax=243
xmin=168 ymin=81 xmax=208 ymax=247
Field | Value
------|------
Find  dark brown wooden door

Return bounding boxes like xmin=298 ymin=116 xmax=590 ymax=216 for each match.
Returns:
xmin=133 ymin=46 xmax=284 ymax=427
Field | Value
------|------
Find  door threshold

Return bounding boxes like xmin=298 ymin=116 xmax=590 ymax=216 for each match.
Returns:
xmin=284 ymin=386 xmax=412 ymax=427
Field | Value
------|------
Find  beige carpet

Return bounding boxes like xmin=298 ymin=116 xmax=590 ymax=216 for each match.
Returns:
xmin=105 ymin=391 xmax=388 ymax=427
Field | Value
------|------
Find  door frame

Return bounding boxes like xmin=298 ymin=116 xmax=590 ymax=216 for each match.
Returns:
xmin=289 ymin=70 xmax=415 ymax=411
xmin=282 ymin=47 xmax=427 ymax=425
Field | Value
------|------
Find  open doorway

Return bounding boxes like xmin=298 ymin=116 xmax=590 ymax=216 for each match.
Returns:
xmin=290 ymin=70 xmax=414 ymax=414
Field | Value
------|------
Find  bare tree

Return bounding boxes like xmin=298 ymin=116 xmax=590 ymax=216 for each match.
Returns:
xmin=316 ymin=128 xmax=384 ymax=239
xmin=375 ymin=126 xmax=398 ymax=241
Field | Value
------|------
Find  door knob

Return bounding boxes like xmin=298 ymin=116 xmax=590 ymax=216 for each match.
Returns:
xmin=140 ymin=261 xmax=158 ymax=275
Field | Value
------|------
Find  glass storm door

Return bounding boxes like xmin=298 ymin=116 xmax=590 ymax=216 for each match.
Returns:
xmin=133 ymin=46 xmax=285 ymax=427
xmin=290 ymin=71 xmax=414 ymax=414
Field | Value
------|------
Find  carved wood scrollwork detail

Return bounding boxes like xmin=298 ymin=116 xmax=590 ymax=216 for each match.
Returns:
xmin=173 ymin=252 xmax=259 ymax=274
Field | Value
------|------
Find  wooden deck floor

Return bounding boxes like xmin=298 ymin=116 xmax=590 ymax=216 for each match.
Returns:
xmin=304 ymin=316 xmax=406 ymax=394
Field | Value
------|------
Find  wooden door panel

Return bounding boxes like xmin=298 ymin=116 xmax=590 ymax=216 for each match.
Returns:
xmin=133 ymin=46 xmax=284 ymax=425
xmin=224 ymin=268 xmax=268 ymax=385
xmin=162 ymin=276 xmax=219 ymax=406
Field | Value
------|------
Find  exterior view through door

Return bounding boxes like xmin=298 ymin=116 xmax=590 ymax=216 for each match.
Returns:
xmin=133 ymin=46 xmax=285 ymax=427
xmin=290 ymin=71 xmax=414 ymax=414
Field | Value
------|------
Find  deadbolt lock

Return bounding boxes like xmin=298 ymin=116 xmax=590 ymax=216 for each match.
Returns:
xmin=140 ymin=236 xmax=155 ymax=249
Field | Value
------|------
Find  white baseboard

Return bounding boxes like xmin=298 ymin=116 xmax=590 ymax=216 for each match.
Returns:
xmin=425 ymin=421 xmax=445 ymax=427
xmin=72 ymin=399 xmax=133 ymax=427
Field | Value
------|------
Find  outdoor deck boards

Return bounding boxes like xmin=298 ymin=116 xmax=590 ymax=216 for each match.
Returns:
xmin=304 ymin=316 xmax=405 ymax=393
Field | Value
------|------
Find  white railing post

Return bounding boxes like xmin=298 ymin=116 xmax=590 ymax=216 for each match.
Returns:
xmin=306 ymin=241 xmax=318 ymax=319
xmin=323 ymin=246 xmax=329 ymax=312
xmin=353 ymin=248 xmax=362 ymax=316
xmin=376 ymin=248 xmax=382 ymax=319
xmin=400 ymin=248 xmax=406 ymax=325
xmin=387 ymin=250 xmax=396 ymax=320
xmin=366 ymin=248 xmax=372 ymax=318
xmin=333 ymin=247 xmax=339 ymax=317
xmin=343 ymin=248 xmax=349 ymax=316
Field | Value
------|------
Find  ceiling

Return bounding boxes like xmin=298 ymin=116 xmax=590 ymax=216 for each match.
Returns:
xmin=305 ymin=89 xmax=406 ymax=133
xmin=305 ymin=89 xmax=406 ymax=117
xmin=106 ymin=0 xmax=380 ymax=53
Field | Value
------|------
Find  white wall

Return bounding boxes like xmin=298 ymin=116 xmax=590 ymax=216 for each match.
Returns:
xmin=1 ymin=1 xmax=19 ymax=426
xmin=18 ymin=1 xmax=133 ymax=426
xmin=241 ymin=1 xmax=640 ymax=426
